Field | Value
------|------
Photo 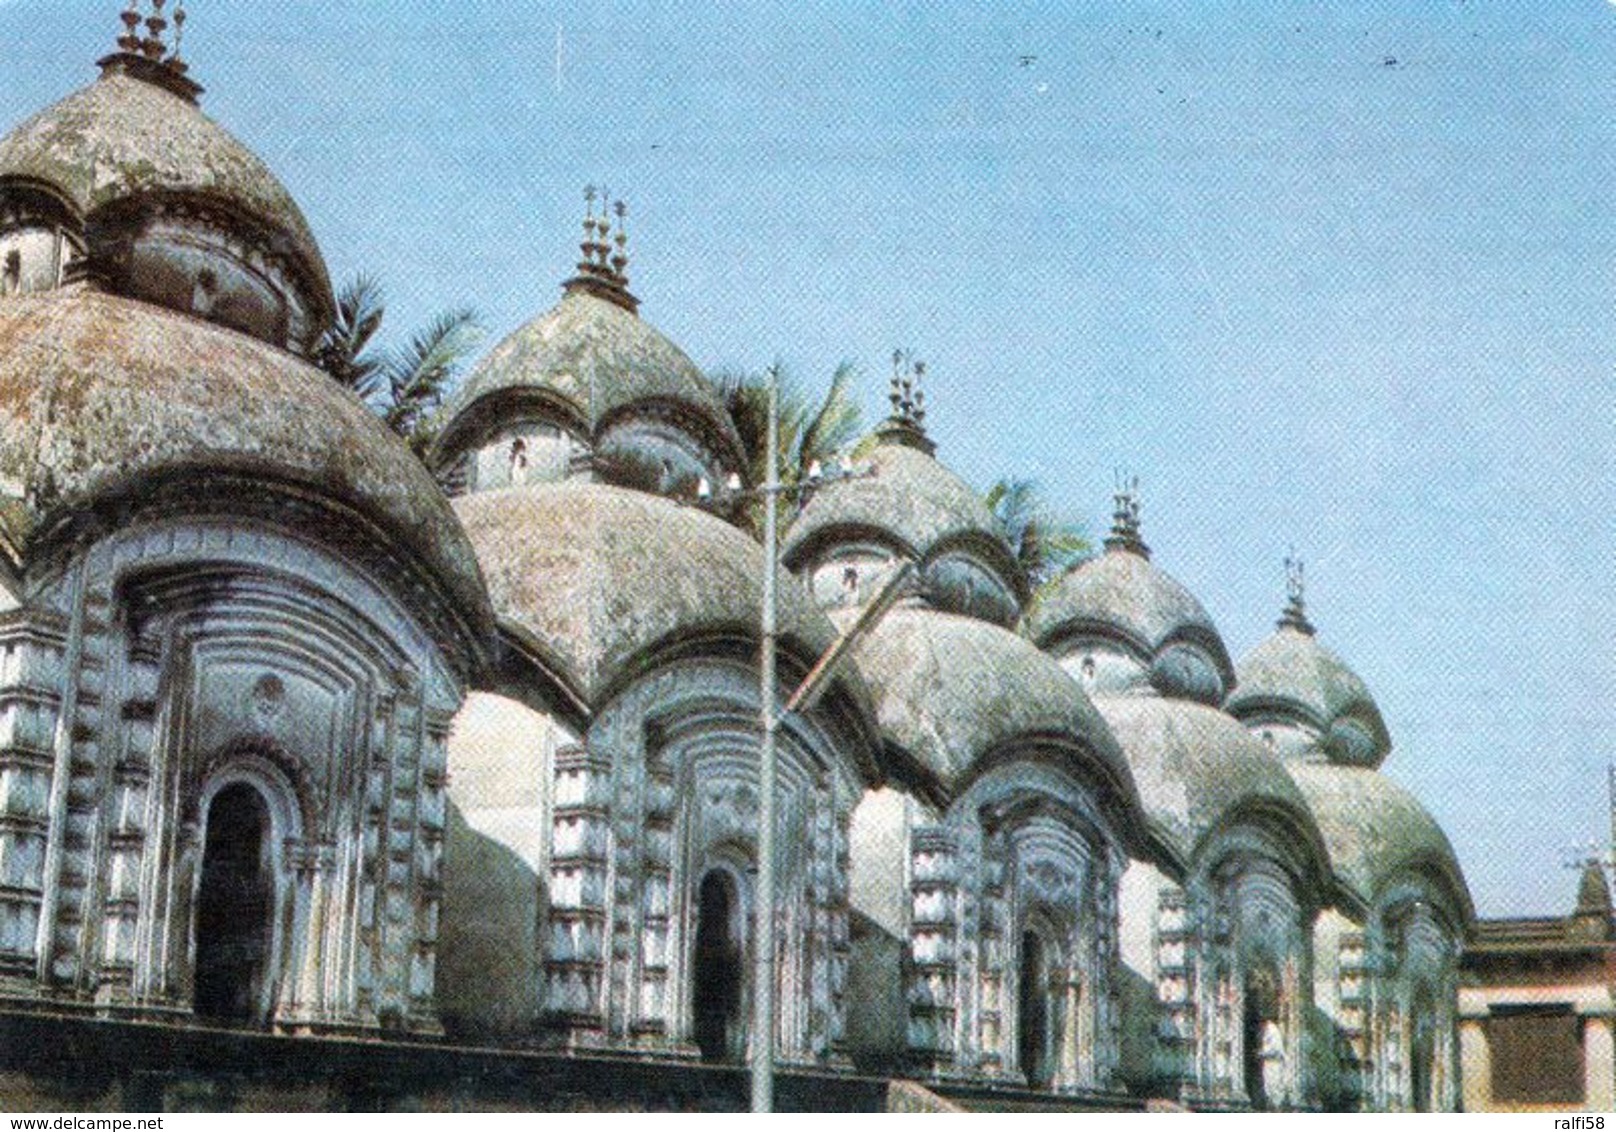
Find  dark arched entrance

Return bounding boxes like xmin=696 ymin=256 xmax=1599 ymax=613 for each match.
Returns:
xmin=1242 ymin=962 xmax=1282 ymax=1110
xmin=692 ymin=869 xmax=742 ymax=1062
xmin=1018 ymin=930 xmax=1051 ymax=1087
xmin=194 ymin=782 xmax=274 ymax=1024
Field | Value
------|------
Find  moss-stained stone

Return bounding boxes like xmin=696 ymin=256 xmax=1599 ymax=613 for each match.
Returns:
xmin=850 ymin=605 xmax=1138 ymax=817
xmin=1288 ymin=762 xmax=1472 ymax=919
xmin=0 ymin=70 xmax=331 ymax=313
xmin=1094 ymin=695 xmax=1318 ymax=868
xmin=0 ymin=288 xmax=491 ymax=644
xmin=439 ymin=290 xmax=742 ymax=465
xmin=453 ymin=480 xmax=871 ymax=716
xmin=1227 ymin=625 xmax=1391 ymax=764
xmin=1022 ymin=547 xmax=1235 ymax=692
xmin=783 ymin=439 xmax=1019 ymax=583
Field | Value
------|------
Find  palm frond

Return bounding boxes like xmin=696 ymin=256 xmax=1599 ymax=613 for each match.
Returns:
xmin=796 ymin=361 xmax=863 ymax=480
xmin=985 ymin=476 xmax=1091 ymax=588
xmin=315 ymin=274 xmax=387 ymax=396
xmin=378 ymin=308 xmax=484 ymax=437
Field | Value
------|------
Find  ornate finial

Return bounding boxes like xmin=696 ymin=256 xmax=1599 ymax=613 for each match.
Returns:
xmin=577 ymin=185 xmax=600 ymax=276
xmin=1104 ymin=470 xmax=1150 ymax=558
xmin=117 ymin=1 xmax=143 ymax=54
xmin=1278 ymin=547 xmax=1316 ymax=635
xmin=592 ymin=185 xmax=613 ymax=271
xmin=610 ymin=199 xmax=630 ymax=287
xmin=875 ymin=349 xmax=936 ymax=454
xmin=563 ymin=184 xmax=641 ymax=314
xmin=101 ymin=1 xmax=203 ymax=100
xmin=142 ymin=0 xmax=169 ymax=60
xmin=167 ymin=2 xmax=187 ymax=74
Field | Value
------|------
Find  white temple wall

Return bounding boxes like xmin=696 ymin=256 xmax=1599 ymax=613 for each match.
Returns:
xmin=438 ymin=692 xmax=575 ymax=1039
xmin=0 ymin=517 xmax=463 ymax=1037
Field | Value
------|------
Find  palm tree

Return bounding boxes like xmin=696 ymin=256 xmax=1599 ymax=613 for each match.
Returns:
xmin=315 ymin=275 xmax=484 ymax=456
xmin=716 ymin=362 xmax=864 ymax=531
xmin=985 ymin=477 xmax=1091 ymax=590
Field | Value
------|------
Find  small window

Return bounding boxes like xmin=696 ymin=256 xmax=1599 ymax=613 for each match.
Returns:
xmin=1080 ymin=656 xmax=1096 ymax=680
xmin=191 ymin=268 xmax=219 ymax=315
xmin=2 ymin=250 xmax=19 ymax=295
xmin=1488 ymin=1007 xmax=1584 ymax=1105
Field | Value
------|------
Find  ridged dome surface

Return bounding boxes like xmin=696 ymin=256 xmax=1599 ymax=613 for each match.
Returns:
xmin=0 ymin=287 xmax=491 ymax=646
xmin=454 ymin=481 xmax=865 ymax=715
xmin=0 ymin=69 xmax=331 ymax=314
xmin=1287 ymin=762 xmax=1472 ymax=922
xmin=438 ymin=290 xmax=742 ymax=466
xmin=1022 ymin=548 xmax=1235 ymax=695
xmin=783 ymin=440 xmax=1019 ymax=580
xmin=850 ymin=606 xmax=1139 ymax=826
xmin=1227 ymin=625 xmax=1391 ymax=766
xmin=1091 ymin=695 xmax=1324 ymax=872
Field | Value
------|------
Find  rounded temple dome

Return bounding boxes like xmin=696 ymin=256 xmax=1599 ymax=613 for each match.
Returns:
xmin=849 ymin=605 xmax=1141 ymax=832
xmin=0 ymin=66 xmax=334 ymax=348
xmin=435 ymin=290 xmax=744 ymax=485
xmin=0 ymin=288 xmax=491 ymax=666
xmin=452 ymin=481 xmax=874 ymax=735
xmin=783 ymin=439 xmax=1026 ymax=616
xmin=1227 ymin=624 xmax=1391 ymax=768
xmin=1287 ymin=762 xmax=1472 ymax=923
xmin=1091 ymin=696 xmax=1325 ymax=874
xmin=1023 ymin=547 xmax=1235 ymax=704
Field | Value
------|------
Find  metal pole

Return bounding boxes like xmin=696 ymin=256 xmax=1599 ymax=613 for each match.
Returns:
xmin=751 ymin=369 xmax=779 ymax=1113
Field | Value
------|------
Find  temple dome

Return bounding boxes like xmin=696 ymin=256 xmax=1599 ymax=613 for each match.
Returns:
xmin=1023 ymin=546 xmax=1235 ymax=704
xmin=1227 ymin=623 xmax=1391 ymax=768
xmin=783 ymin=437 xmax=1026 ymax=624
xmin=435 ymin=289 xmax=744 ymax=484
xmin=0 ymin=287 xmax=491 ymax=665
xmin=453 ymin=481 xmax=872 ymax=731
xmin=1287 ymin=762 xmax=1472 ymax=924
xmin=849 ymin=605 xmax=1141 ymax=833
xmin=1091 ymin=696 xmax=1326 ymax=876
xmin=0 ymin=63 xmax=333 ymax=347
xmin=785 ymin=440 xmax=1006 ymax=567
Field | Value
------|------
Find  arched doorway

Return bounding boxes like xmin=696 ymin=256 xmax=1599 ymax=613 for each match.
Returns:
xmin=1242 ymin=962 xmax=1282 ymax=1110
xmin=1410 ymin=985 xmax=1437 ymax=1112
xmin=1018 ymin=930 xmax=1052 ymax=1087
xmin=194 ymin=782 xmax=275 ymax=1024
xmin=692 ymin=869 xmax=743 ymax=1061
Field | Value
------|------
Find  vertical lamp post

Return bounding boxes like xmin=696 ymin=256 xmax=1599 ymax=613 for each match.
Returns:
xmin=753 ymin=371 xmax=781 ymax=1114
xmin=734 ymin=365 xmax=906 ymax=1113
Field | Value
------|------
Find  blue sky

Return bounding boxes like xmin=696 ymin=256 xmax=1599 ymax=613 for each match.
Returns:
xmin=5 ymin=1 xmax=1615 ymax=917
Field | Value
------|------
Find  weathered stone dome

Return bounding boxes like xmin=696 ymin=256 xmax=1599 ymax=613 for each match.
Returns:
xmin=0 ymin=287 xmax=492 ymax=664
xmin=436 ymin=289 xmax=743 ymax=471
xmin=784 ymin=440 xmax=1013 ymax=573
xmin=454 ymin=481 xmax=872 ymax=721
xmin=1227 ymin=624 xmax=1391 ymax=768
xmin=850 ymin=605 xmax=1140 ymax=827
xmin=1287 ymin=762 xmax=1472 ymax=923
xmin=1091 ymin=696 xmax=1325 ymax=875
xmin=1023 ymin=545 xmax=1235 ymax=702
xmin=0 ymin=66 xmax=332 ymax=328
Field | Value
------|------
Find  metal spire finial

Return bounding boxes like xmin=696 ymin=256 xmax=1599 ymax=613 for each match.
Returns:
xmin=167 ymin=2 xmax=187 ymax=74
xmin=875 ymin=349 xmax=936 ymax=454
xmin=141 ymin=0 xmax=169 ymax=60
xmin=610 ymin=199 xmax=630 ymax=287
xmin=1104 ymin=470 xmax=1150 ymax=558
xmin=117 ymin=1 xmax=143 ymax=54
xmin=563 ymin=184 xmax=641 ymax=313
xmin=1278 ymin=547 xmax=1316 ymax=635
